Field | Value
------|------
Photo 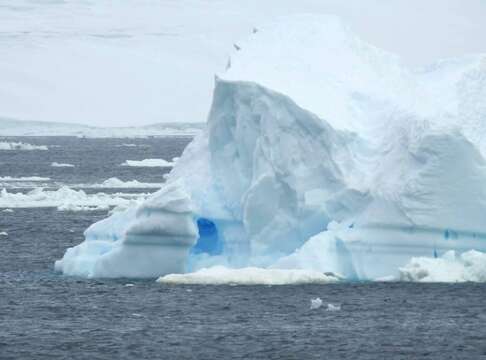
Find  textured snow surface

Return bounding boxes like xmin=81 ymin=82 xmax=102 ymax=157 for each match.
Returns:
xmin=0 ymin=187 xmax=147 ymax=211
xmin=0 ymin=141 xmax=47 ymax=151
xmin=121 ymin=159 xmax=174 ymax=168
xmin=158 ymin=267 xmax=337 ymax=285
xmin=56 ymin=15 xmax=486 ymax=280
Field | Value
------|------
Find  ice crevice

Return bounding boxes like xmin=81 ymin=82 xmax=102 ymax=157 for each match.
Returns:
xmin=55 ymin=15 xmax=486 ymax=281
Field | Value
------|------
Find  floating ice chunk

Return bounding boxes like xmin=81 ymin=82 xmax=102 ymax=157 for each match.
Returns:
xmin=399 ymin=250 xmax=486 ymax=282
xmin=86 ymin=177 xmax=164 ymax=189
xmin=0 ymin=141 xmax=47 ymax=150
xmin=310 ymin=298 xmax=323 ymax=310
xmin=0 ymin=176 xmax=52 ymax=189
xmin=121 ymin=159 xmax=174 ymax=167
xmin=0 ymin=176 xmax=50 ymax=182
xmin=158 ymin=267 xmax=338 ymax=285
xmin=2 ymin=209 xmax=13 ymax=213
xmin=51 ymin=162 xmax=75 ymax=167
xmin=0 ymin=186 xmax=147 ymax=210
xmin=0 ymin=232 xmax=8 ymax=236
xmin=326 ymin=303 xmax=341 ymax=312
xmin=57 ymin=204 xmax=110 ymax=212
xmin=124 ymin=283 xmax=135 ymax=287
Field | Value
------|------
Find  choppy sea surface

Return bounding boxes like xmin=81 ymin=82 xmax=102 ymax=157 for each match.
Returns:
xmin=1 ymin=136 xmax=486 ymax=360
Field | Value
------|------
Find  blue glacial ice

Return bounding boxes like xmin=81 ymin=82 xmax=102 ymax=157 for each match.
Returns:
xmin=55 ymin=15 xmax=486 ymax=281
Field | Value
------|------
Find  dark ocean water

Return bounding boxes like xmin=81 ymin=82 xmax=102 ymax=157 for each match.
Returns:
xmin=1 ymin=137 xmax=486 ymax=360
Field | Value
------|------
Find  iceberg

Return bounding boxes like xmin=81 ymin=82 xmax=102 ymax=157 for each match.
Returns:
xmin=56 ymin=15 xmax=486 ymax=280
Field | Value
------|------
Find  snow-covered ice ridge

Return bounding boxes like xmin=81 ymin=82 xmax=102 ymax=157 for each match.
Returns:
xmin=0 ymin=119 xmax=203 ymax=138
xmin=56 ymin=15 xmax=486 ymax=281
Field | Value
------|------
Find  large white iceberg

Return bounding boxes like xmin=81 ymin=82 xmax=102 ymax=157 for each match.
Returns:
xmin=55 ymin=15 xmax=486 ymax=280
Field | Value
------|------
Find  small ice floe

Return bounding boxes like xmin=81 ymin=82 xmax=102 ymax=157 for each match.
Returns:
xmin=326 ymin=303 xmax=341 ymax=312
xmin=124 ymin=283 xmax=135 ymax=287
xmin=0 ymin=232 xmax=8 ymax=236
xmin=121 ymin=159 xmax=174 ymax=167
xmin=310 ymin=297 xmax=323 ymax=310
xmin=86 ymin=177 xmax=164 ymax=189
xmin=0 ymin=141 xmax=48 ymax=151
xmin=51 ymin=162 xmax=75 ymax=167
xmin=158 ymin=266 xmax=337 ymax=285
xmin=2 ymin=209 xmax=13 ymax=213
xmin=0 ymin=186 xmax=148 ymax=211
xmin=0 ymin=176 xmax=50 ymax=182
xmin=131 ymin=313 xmax=142 ymax=317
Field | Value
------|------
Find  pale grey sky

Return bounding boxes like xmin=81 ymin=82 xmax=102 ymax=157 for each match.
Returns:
xmin=0 ymin=0 xmax=485 ymax=127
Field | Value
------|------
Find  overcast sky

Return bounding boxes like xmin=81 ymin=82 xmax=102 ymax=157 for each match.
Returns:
xmin=1 ymin=0 xmax=485 ymax=127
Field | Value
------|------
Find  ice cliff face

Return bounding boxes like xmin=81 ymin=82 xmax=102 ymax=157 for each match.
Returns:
xmin=55 ymin=15 xmax=486 ymax=279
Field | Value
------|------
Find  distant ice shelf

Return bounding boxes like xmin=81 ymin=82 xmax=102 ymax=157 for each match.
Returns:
xmin=0 ymin=119 xmax=203 ymax=138
xmin=55 ymin=15 xmax=486 ymax=281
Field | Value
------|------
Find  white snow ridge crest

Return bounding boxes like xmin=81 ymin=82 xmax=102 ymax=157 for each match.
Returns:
xmin=55 ymin=15 xmax=486 ymax=282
